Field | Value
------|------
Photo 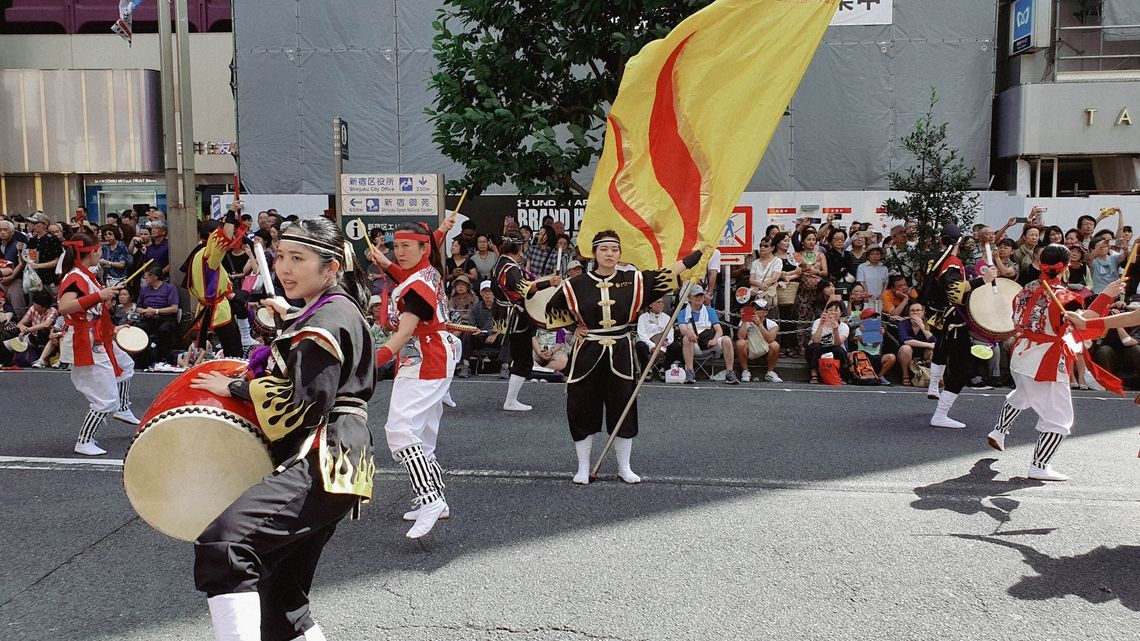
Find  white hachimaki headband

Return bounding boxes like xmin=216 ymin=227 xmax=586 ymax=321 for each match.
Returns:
xmin=591 ymin=235 xmax=621 ymax=248
xmin=280 ymin=232 xmax=351 ymax=269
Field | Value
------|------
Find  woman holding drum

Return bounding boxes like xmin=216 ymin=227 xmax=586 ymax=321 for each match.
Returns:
xmin=987 ymin=244 xmax=1140 ymax=481
xmin=189 ymin=216 xmax=375 ymax=641
xmin=56 ymin=233 xmax=140 ymax=456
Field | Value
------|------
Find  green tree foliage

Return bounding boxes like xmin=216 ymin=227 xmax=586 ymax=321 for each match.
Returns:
xmin=427 ymin=0 xmax=711 ymax=197
xmin=883 ymin=89 xmax=980 ymax=283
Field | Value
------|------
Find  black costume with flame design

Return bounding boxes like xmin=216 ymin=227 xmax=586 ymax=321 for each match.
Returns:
xmin=194 ymin=286 xmax=375 ymax=640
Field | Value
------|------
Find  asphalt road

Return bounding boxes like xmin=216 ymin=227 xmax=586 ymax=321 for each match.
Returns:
xmin=0 ymin=370 xmax=1138 ymax=641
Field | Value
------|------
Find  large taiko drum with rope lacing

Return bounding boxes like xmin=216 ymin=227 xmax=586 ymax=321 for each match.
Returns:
xmin=123 ymin=358 xmax=273 ymax=542
xmin=965 ymin=278 xmax=1021 ymax=341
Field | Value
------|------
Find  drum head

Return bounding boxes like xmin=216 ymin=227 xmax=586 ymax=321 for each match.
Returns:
xmin=124 ymin=407 xmax=273 ymax=542
xmin=967 ymin=278 xmax=1020 ymax=340
xmin=115 ymin=326 xmax=149 ymax=354
xmin=524 ymin=283 xmax=561 ymax=330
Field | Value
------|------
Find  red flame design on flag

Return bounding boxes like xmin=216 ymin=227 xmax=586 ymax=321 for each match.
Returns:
xmin=604 ymin=33 xmax=704 ymax=267
xmin=650 ymin=33 xmax=702 ymax=261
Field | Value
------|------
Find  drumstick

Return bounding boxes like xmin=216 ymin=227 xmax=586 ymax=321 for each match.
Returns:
xmin=253 ymin=242 xmax=275 ymax=299
xmin=1041 ymin=277 xmax=1066 ymax=314
xmin=452 ymin=189 xmax=468 ymax=219
xmin=984 ymin=243 xmax=997 ymax=289
xmin=121 ymin=259 xmax=154 ymax=286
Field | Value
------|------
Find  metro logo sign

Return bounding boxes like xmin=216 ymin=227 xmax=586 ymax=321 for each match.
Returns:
xmin=1010 ymin=0 xmax=1047 ymax=56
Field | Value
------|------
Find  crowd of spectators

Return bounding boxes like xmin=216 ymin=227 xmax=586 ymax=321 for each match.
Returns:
xmin=4 ymin=205 xmax=1138 ymax=394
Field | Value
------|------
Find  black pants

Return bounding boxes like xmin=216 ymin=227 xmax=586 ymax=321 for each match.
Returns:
xmin=635 ymin=340 xmax=683 ymax=373
xmin=805 ymin=342 xmax=848 ymax=374
xmin=502 ymin=326 xmax=534 ymax=378
xmin=932 ymin=324 xmax=973 ymax=395
xmin=567 ymin=356 xmax=638 ymax=442
xmin=198 ymin=298 xmax=242 ymax=353
xmin=136 ymin=316 xmax=177 ymax=368
xmin=194 ymin=453 xmax=357 ymax=641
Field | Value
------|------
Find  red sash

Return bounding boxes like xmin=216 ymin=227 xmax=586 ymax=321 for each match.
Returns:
xmin=1014 ymin=282 xmax=1121 ymax=396
xmin=61 ymin=266 xmax=123 ymax=376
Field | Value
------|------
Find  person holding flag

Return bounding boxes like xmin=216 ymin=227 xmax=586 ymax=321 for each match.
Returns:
xmin=562 ymin=0 xmax=838 ymax=480
xmin=182 ymin=201 xmax=250 ymax=359
xmin=536 ymin=231 xmax=704 ymax=484
xmin=986 ymin=246 xmax=1140 ymax=480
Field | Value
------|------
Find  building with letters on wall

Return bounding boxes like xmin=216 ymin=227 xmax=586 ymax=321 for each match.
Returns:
xmin=0 ymin=1 xmax=236 ymax=220
xmin=995 ymin=0 xmax=1140 ymax=196
xmin=6 ymin=1 xmax=1135 ymax=224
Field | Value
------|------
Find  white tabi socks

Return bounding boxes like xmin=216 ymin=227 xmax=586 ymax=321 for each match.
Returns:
xmin=930 ymin=391 xmax=966 ymax=429
xmin=442 ymin=391 xmax=457 ymax=408
xmin=613 ymin=437 xmax=641 ymax=484
xmin=572 ymin=436 xmax=593 ymax=484
xmin=503 ymin=374 xmax=532 ymax=411
xmin=207 ymin=593 xmax=260 ymax=641
xmin=927 ymin=363 xmax=945 ymax=399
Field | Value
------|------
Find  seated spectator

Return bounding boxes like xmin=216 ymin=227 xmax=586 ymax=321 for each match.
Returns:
xmin=734 ymin=298 xmax=781 ymax=383
xmin=855 ymin=245 xmax=889 ymax=298
xmin=1093 ymin=315 xmax=1140 ymax=386
xmin=897 ymin=302 xmax=935 ymax=387
xmin=853 ymin=308 xmax=895 ymax=385
xmin=448 ymin=275 xmax=477 ymax=324
xmin=445 ymin=238 xmax=478 ymax=293
xmin=992 ymin=238 xmax=1019 ymax=281
xmin=470 ymin=234 xmax=498 ymax=280
xmin=1064 ymin=244 xmax=1093 ymax=299
xmin=15 ymin=290 xmax=57 ymax=367
xmin=532 ymin=327 xmax=570 ymax=374
xmin=677 ymin=284 xmax=737 ymax=384
xmin=110 ymin=288 xmax=137 ymax=326
xmin=636 ymin=296 xmax=682 ymax=376
xmin=881 ymin=274 xmax=916 ymax=318
xmin=98 ymin=225 xmax=130 ymax=285
xmin=135 ymin=265 xmax=180 ymax=369
xmin=566 ymin=260 xmax=585 ymax=279
xmin=457 ymin=280 xmax=501 ymax=378
xmin=32 ymin=315 xmax=67 ymax=368
xmin=806 ymin=300 xmax=849 ymax=384
xmin=847 ymin=282 xmax=874 ymax=319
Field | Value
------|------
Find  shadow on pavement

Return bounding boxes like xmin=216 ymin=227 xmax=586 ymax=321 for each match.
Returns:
xmin=951 ymin=535 xmax=1140 ymax=612
xmin=910 ymin=458 xmax=1045 ymax=528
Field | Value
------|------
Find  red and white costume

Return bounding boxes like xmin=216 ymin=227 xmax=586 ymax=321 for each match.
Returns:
xmin=382 ymin=263 xmax=458 ymax=459
xmin=1005 ymin=279 xmax=1118 ymax=436
xmin=60 ymin=264 xmax=135 ymax=414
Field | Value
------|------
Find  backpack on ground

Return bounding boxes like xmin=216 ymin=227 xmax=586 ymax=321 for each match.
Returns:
xmin=848 ymin=350 xmax=879 ymax=385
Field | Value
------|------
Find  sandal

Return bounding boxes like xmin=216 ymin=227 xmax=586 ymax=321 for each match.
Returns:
xmin=902 ymin=376 xmax=912 ymax=387
xmin=810 ymin=373 xmax=819 ymax=384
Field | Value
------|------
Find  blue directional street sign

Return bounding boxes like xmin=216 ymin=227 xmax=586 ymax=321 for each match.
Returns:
xmin=399 ymin=177 xmax=413 ymax=192
xmin=365 ymin=197 xmax=380 ymax=213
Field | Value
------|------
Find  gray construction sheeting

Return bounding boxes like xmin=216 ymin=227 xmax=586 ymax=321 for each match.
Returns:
xmin=234 ymin=0 xmax=996 ymax=195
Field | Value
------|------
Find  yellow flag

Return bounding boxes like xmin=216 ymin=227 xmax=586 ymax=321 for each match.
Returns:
xmin=579 ymin=0 xmax=838 ymax=269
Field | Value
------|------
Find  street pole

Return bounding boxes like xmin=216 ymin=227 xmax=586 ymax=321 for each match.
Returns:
xmin=157 ymin=0 xmax=180 ymax=252
xmin=333 ymin=117 xmax=344 ymax=229
xmin=172 ymin=0 xmax=197 ymax=273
